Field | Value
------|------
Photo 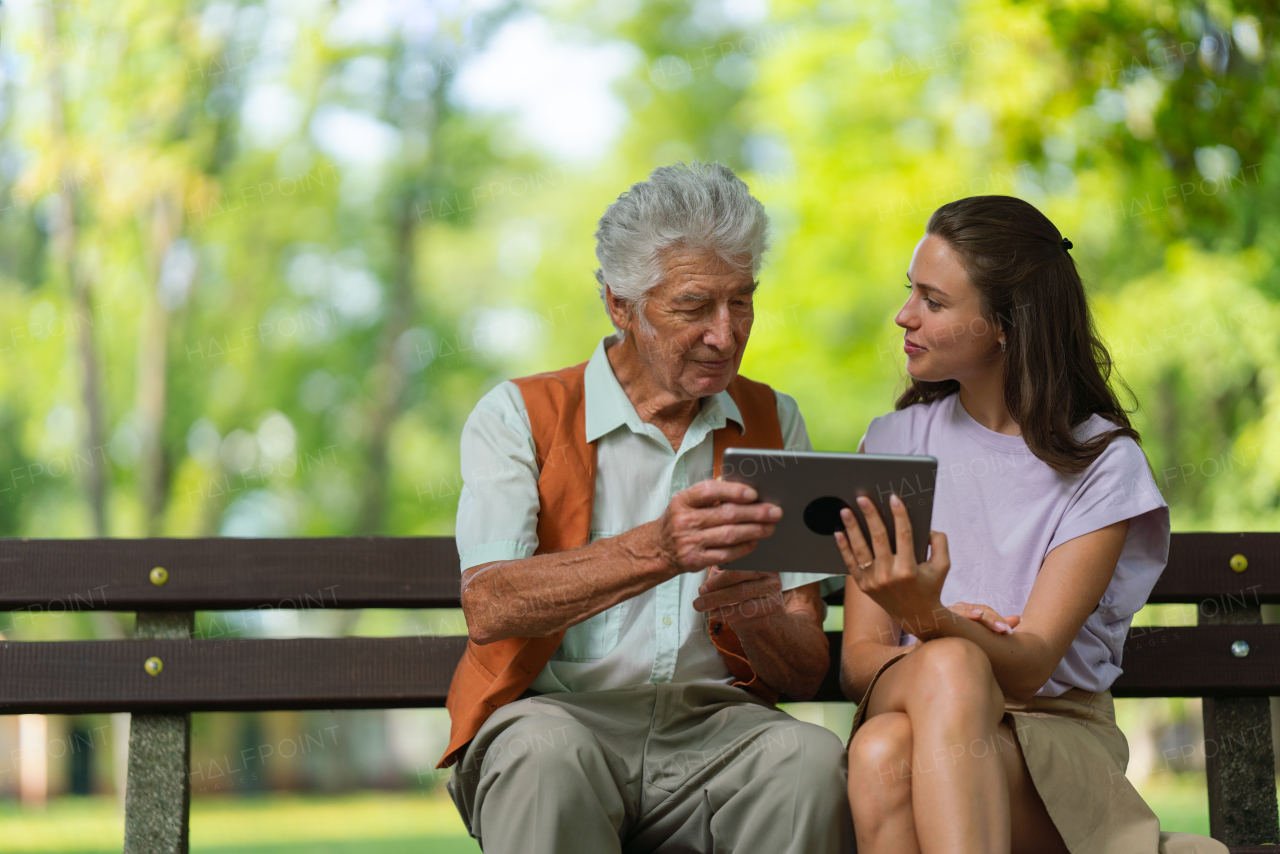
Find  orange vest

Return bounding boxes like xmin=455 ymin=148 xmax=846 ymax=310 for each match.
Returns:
xmin=437 ymin=359 xmax=786 ymax=768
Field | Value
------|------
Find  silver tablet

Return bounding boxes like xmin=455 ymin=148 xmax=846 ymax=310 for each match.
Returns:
xmin=720 ymin=448 xmax=938 ymax=574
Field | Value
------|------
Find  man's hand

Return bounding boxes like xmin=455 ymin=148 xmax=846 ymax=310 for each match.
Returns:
xmin=654 ymin=479 xmax=782 ymax=574
xmin=692 ymin=566 xmax=786 ymax=628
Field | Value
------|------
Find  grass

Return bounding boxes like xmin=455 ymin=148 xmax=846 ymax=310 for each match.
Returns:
xmin=1134 ymin=773 xmax=1215 ymax=836
xmin=0 ymin=774 xmax=1238 ymax=851
xmin=0 ymin=791 xmax=481 ymax=854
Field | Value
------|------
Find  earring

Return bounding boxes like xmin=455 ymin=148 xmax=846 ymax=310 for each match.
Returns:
xmin=1000 ymin=339 xmax=1006 ymax=352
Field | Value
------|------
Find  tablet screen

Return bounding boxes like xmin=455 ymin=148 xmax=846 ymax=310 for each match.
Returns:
xmin=720 ymin=449 xmax=938 ymax=573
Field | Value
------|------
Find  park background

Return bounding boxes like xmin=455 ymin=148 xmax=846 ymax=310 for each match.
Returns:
xmin=0 ymin=0 xmax=1278 ymax=850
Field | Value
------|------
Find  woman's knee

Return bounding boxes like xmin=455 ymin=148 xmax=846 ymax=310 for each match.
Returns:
xmin=910 ymin=638 xmax=1000 ymax=712
xmin=849 ymin=712 xmax=913 ymax=781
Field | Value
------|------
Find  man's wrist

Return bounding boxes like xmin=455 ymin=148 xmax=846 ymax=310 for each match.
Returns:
xmin=724 ymin=613 xmax=770 ymax=639
xmin=623 ymin=522 xmax=683 ymax=582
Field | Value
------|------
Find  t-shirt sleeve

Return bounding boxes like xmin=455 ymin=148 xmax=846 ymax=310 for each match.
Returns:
xmin=1046 ymin=435 xmax=1170 ymax=621
xmin=1048 ymin=436 xmax=1167 ymax=553
xmin=1041 ymin=436 xmax=1171 ymax=695
xmin=455 ymin=382 xmax=543 ymax=572
xmin=773 ymin=389 xmax=844 ymax=599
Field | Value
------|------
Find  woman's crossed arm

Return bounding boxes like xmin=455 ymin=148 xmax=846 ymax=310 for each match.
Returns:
xmin=839 ymin=492 xmax=1129 ymax=703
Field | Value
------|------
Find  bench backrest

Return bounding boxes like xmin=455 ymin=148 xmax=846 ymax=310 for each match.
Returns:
xmin=1 ymin=533 xmax=1277 ymax=850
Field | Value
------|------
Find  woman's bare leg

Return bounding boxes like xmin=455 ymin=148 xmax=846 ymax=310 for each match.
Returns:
xmin=852 ymin=640 xmax=1074 ymax=854
xmin=861 ymin=638 xmax=1010 ymax=854
xmin=848 ymin=712 xmax=920 ymax=854
xmin=997 ymin=719 xmax=1069 ymax=854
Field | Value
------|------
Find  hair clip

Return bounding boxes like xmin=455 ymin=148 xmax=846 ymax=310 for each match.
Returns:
xmin=1061 ymin=237 xmax=1073 ymax=252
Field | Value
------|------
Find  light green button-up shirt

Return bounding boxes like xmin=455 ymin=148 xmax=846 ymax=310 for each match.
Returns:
xmin=456 ymin=335 xmax=843 ymax=694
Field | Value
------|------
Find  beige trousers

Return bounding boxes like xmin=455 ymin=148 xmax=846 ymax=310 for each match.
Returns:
xmin=447 ymin=682 xmax=855 ymax=854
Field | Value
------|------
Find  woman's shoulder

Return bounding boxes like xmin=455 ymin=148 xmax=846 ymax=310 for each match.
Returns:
xmin=1074 ymin=416 xmax=1149 ymax=473
xmin=864 ymin=396 xmax=954 ymax=454
xmin=1065 ymin=416 xmax=1167 ymax=513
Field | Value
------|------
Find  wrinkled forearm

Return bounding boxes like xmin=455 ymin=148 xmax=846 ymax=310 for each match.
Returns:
xmin=734 ymin=601 xmax=830 ymax=701
xmin=460 ymin=522 xmax=678 ymax=644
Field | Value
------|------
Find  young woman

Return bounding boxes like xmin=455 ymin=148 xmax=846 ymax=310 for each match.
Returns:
xmin=838 ymin=196 xmax=1225 ymax=854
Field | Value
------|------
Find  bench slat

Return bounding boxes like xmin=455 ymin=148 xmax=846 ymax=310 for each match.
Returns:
xmin=1146 ymin=532 xmax=1280 ymax=605
xmin=813 ymin=626 xmax=1280 ymax=702
xmin=1111 ymin=624 xmax=1280 ymax=698
xmin=2 ymin=532 xmax=1276 ymax=611
xmin=0 ymin=636 xmax=467 ymax=714
xmin=0 ymin=537 xmax=462 ymax=611
xmin=5 ymin=626 xmax=1280 ymax=713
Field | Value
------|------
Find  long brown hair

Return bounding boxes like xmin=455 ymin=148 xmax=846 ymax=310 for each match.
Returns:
xmin=896 ymin=195 xmax=1139 ymax=474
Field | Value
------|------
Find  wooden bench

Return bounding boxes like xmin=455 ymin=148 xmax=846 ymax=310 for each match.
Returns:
xmin=2 ymin=533 xmax=1278 ymax=853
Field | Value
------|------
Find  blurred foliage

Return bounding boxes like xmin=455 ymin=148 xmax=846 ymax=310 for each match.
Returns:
xmin=0 ymin=0 xmax=1276 ymax=546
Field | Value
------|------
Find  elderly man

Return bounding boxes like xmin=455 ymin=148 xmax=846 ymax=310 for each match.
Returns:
xmin=439 ymin=162 xmax=853 ymax=853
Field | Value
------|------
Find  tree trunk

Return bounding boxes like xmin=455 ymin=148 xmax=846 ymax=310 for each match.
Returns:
xmin=356 ymin=193 xmax=419 ymax=535
xmin=136 ymin=195 xmax=183 ymax=536
xmin=43 ymin=3 xmax=108 ymax=536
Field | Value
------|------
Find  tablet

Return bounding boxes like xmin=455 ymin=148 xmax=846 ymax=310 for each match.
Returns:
xmin=720 ymin=448 xmax=938 ymax=574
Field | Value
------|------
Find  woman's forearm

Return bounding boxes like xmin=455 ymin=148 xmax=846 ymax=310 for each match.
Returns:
xmin=910 ymin=608 xmax=1056 ymax=701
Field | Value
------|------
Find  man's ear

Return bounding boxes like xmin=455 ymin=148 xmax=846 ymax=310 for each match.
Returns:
xmin=604 ymin=285 xmax=633 ymax=335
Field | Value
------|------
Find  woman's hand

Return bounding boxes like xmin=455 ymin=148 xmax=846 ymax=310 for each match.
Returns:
xmin=948 ymin=601 xmax=1020 ymax=635
xmin=834 ymin=493 xmax=951 ymax=635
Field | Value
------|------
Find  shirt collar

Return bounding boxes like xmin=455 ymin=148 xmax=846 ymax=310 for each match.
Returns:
xmin=584 ymin=335 xmax=745 ymax=443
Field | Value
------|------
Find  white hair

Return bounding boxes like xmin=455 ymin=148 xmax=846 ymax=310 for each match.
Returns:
xmin=594 ymin=161 xmax=770 ymax=338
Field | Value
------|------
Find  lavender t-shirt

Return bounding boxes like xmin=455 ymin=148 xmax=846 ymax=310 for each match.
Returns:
xmin=864 ymin=393 xmax=1170 ymax=697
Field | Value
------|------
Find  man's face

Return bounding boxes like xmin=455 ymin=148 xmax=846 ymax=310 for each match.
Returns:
xmin=617 ymin=248 xmax=756 ymax=400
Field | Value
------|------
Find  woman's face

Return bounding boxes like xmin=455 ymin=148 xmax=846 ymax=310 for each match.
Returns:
xmin=895 ymin=233 xmax=1003 ymax=382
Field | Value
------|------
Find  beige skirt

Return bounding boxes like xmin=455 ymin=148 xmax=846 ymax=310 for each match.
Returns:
xmin=850 ymin=653 xmax=1228 ymax=854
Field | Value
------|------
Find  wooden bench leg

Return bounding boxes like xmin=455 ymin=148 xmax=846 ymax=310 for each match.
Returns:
xmin=124 ymin=612 xmax=193 ymax=854
xmin=1201 ymin=603 xmax=1279 ymax=845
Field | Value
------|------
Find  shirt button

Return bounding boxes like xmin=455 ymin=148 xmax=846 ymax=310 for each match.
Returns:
xmin=663 ymin=616 xmax=673 ymax=626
